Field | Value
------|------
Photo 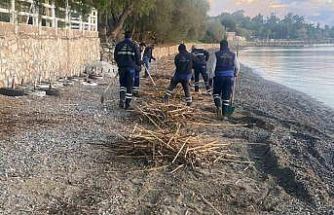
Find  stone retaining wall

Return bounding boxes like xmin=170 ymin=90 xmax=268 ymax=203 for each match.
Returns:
xmin=0 ymin=22 xmax=100 ymax=88
xmin=0 ymin=20 xmax=219 ymax=88
xmin=153 ymin=43 xmax=219 ymax=59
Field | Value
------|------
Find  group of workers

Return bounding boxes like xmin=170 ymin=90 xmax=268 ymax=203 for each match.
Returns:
xmin=114 ymin=31 xmax=240 ymax=119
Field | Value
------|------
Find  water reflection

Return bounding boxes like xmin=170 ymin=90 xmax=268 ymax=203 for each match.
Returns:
xmin=240 ymin=46 xmax=334 ymax=108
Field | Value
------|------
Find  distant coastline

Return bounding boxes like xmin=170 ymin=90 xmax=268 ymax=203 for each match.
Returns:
xmin=244 ymin=40 xmax=334 ymax=48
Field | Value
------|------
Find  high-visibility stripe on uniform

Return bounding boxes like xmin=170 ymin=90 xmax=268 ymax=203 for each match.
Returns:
xmin=166 ymin=90 xmax=173 ymax=96
xmin=186 ymin=97 xmax=192 ymax=102
xmin=120 ymin=87 xmax=127 ymax=92
xmin=125 ymin=93 xmax=132 ymax=99
xmin=223 ymin=100 xmax=230 ymax=105
xmin=118 ymin=51 xmax=135 ymax=56
xmin=213 ymin=94 xmax=220 ymax=99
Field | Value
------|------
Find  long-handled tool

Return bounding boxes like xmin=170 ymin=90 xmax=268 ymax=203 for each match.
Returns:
xmin=143 ymin=64 xmax=156 ymax=86
xmin=100 ymin=73 xmax=118 ymax=104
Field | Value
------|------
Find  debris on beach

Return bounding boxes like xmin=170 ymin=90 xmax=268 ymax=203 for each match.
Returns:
xmin=113 ymin=125 xmax=229 ymax=166
xmin=134 ymin=102 xmax=200 ymax=128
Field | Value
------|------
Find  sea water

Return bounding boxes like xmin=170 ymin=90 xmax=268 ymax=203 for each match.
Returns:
xmin=240 ymin=46 xmax=334 ymax=109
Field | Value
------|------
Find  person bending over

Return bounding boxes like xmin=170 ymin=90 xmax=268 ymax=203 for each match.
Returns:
xmin=163 ymin=44 xmax=194 ymax=106
xmin=191 ymin=45 xmax=211 ymax=94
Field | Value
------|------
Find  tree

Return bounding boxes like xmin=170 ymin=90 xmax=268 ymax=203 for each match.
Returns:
xmin=203 ymin=18 xmax=225 ymax=42
xmin=88 ymin=0 xmax=156 ymax=39
xmin=221 ymin=15 xmax=237 ymax=32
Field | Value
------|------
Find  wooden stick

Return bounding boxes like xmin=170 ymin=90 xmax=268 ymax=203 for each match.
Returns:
xmin=199 ymin=194 xmax=223 ymax=215
xmin=136 ymin=106 xmax=162 ymax=130
xmin=172 ymin=137 xmax=190 ymax=164
xmin=170 ymin=164 xmax=184 ymax=174
xmin=215 ymin=158 xmax=254 ymax=164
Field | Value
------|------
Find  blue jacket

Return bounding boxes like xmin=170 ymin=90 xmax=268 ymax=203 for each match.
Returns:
xmin=215 ymin=48 xmax=236 ymax=77
xmin=192 ymin=48 xmax=209 ymax=67
xmin=174 ymin=51 xmax=193 ymax=80
xmin=114 ymin=38 xmax=141 ymax=70
xmin=143 ymin=47 xmax=155 ymax=62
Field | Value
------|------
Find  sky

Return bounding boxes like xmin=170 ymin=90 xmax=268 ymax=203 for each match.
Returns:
xmin=208 ymin=0 xmax=334 ymax=26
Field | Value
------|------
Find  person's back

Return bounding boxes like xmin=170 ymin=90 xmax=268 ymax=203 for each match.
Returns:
xmin=214 ymin=48 xmax=236 ymax=77
xmin=175 ymin=51 xmax=193 ymax=77
xmin=163 ymin=44 xmax=193 ymax=106
xmin=191 ymin=46 xmax=211 ymax=93
xmin=192 ymin=48 xmax=209 ymax=67
xmin=142 ymin=45 xmax=155 ymax=78
xmin=143 ymin=46 xmax=153 ymax=59
xmin=114 ymin=31 xmax=140 ymax=110
xmin=114 ymin=38 xmax=140 ymax=69
xmin=212 ymin=40 xmax=240 ymax=119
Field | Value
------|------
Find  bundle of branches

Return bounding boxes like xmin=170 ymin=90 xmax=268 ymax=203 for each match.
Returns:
xmin=114 ymin=125 xmax=230 ymax=166
xmin=135 ymin=102 xmax=201 ymax=128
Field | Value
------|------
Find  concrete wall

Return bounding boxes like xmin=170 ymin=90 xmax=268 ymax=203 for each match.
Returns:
xmin=0 ymin=22 xmax=100 ymax=88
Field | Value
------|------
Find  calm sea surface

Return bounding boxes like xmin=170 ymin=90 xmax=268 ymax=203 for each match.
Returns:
xmin=240 ymin=46 xmax=334 ymax=109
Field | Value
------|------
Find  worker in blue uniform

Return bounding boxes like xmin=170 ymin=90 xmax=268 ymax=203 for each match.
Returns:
xmin=114 ymin=31 xmax=141 ymax=109
xmin=211 ymin=40 xmax=240 ymax=119
xmin=143 ymin=44 xmax=156 ymax=78
xmin=163 ymin=44 xmax=194 ymax=106
xmin=191 ymin=45 xmax=211 ymax=94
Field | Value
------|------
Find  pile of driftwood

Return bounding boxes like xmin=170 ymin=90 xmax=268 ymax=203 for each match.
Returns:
xmin=134 ymin=102 xmax=202 ymax=128
xmin=114 ymin=125 xmax=230 ymax=166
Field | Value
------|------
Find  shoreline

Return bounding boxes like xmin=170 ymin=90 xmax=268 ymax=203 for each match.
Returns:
xmin=237 ymin=46 xmax=334 ymax=110
xmin=240 ymin=63 xmax=334 ymax=111
xmin=237 ymin=64 xmax=334 ymax=136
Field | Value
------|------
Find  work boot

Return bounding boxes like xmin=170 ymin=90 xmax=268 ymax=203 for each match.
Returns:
xmin=216 ymin=106 xmax=223 ymax=120
xmin=223 ymin=105 xmax=229 ymax=116
xmin=125 ymin=99 xmax=133 ymax=110
xmin=119 ymin=100 xmax=125 ymax=109
xmin=206 ymin=87 xmax=212 ymax=96
xmin=163 ymin=95 xmax=169 ymax=104
xmin=133 ymin=91 xmax=139 ymax=97
xmin=185 ymin=97 xmax=192 ymax=107
xmin=195 ymin=86 xmax=200 ymax=93
xmin=125 ymin=103 xmax=134 ymax=110
xmin=119 ymin=91 xmax=126 ymax=109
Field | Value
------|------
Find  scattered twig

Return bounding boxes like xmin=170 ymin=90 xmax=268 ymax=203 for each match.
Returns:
xmin=199 ymin=194 xmax=223 ymax=215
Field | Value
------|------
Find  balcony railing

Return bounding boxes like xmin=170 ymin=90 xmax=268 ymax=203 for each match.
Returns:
xmin=0 ymin=0 xmax=97 ymax=31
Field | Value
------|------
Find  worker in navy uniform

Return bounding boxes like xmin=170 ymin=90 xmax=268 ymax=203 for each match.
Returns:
xmin=114 ymin=31 xmax=141 ymax=109
xmin=143 ymin=44 xmax=156 ymax=78
xmin=133 ymin=42 xmax=145 ymax=97
xmin=191 ymin=45 xmax=211 ymax=94
xmin=163 ymin=44 xmax=194 ymax=106
xmin=139 ymin=42 xmax=146 ymax=57
xmin=211 ymin=40 xmax=240 ymax=119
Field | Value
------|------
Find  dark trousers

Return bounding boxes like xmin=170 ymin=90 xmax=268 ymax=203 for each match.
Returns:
xmin=194 ymin=65 xmax=210 ymax=92
xmin=143 ymin=57 xmax=150 ymax=77
xmin=165 ymin=77 xmax=192 ymax=104
xmin=213 ymin=76 xmax=235 ymax=107
xmin=133 ymin=69 xmax=140 ymax=94
xmin=119 ymin=68 xmax=135 ymax=107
